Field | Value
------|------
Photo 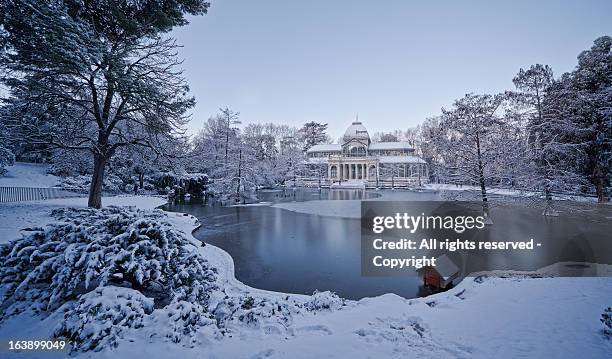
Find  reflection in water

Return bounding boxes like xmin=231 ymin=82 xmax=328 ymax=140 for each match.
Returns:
xmin=165 ymin=188 xmax=611 ymax=299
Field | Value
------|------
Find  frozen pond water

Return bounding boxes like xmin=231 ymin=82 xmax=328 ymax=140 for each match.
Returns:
xmin=165 ymin=189 xmax=611 ymax=299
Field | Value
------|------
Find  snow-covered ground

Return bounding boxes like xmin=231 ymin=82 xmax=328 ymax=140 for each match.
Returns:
xmin=128 ymin=215 xmax=612 ymax=358
xmin=425 ymin=183 xmax=599 ymax=202
xmin=0 ymin=196 xmax=167 ymax=243
xmin=0 ymin=182 xmax=610 ymax=358
xmin=1 ymin=208 xmax=610 ymax=358
xmin=0 ymin=162 xmax=60 ymax=187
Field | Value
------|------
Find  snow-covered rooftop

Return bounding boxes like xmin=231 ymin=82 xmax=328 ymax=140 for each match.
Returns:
xmin=343 ymin=121 xmax=370 ymax=142
xmin=377 ymin=156 xmax=426 ymax=164
xmin=433 ymin=254 xmax=460 ymax=280
xmin=306 ymin=144 xmax=341 ymax=152
xmin=369 ymin=142 xmax=414 ymax=150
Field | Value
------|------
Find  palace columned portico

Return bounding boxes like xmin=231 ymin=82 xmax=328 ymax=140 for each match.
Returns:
xmin=328 ymin=159 xmax=377 ymax=180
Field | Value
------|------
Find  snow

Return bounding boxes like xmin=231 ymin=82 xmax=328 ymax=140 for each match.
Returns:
xmin=104 ymin=222 xmax=612 ymax=356
xmin=0 ymin=162 xmax=60 ymax=187
xmin=427 ymin=254 xmax=459 ymax=280
xmin=0 ymin=195 xmax=167 ymax=243
xmin=425 ymin=183 xmax=599 ymax=202
xmin=377 ymin=155 xmax=426 ymax=164
xmin=369 ymin=141 xmax=414 ymax=150
xmin=274 ymin=199 xmax=361 ymax=218
xmin=306 ymin=144 xmax=341 ymax=152
xmin=0 ymin=191 xmax=610 ymax=358
xmin=2 ymin=235 xmax=609 ymax=359
xmin=229 ymin=201 xmax=272 ymax=207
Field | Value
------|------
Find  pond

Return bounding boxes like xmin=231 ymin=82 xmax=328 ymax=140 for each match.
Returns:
xmin=165 ymin=188 xmax=612 ymax=300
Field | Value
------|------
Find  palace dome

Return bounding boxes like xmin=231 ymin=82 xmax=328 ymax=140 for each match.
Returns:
xmin=343 ymin=120 xmax=370 ymax=142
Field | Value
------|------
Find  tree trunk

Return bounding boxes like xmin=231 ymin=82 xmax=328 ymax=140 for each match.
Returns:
xmin=236 ymin=148 xmax=242 ymax=202
xmin=593 ymin=161 xmax=609 ymax=203
xmin=475 ymin=132 xmax=489 ymax=218
xmin=139 ymin=173 xmax=144 ymax=188
xmin=88 ymin=154 xmax=107 ymax=208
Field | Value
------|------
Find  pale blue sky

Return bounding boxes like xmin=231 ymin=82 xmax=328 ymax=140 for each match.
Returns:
xmin=172 ymin=0 xmax=612 ymax=138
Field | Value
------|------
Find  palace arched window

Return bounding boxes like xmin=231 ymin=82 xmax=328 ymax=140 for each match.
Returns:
xmin=348 ymin=146 xmax=366 ymax=157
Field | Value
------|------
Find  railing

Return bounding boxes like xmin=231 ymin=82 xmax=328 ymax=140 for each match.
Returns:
xmin=0 ymin=187 xmax=83 ymax=203
xmin=296 ymin=177 xmax=429 ymax=189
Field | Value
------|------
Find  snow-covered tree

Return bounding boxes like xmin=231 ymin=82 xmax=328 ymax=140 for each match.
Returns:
xmin=570 ymin=36 xmax=611 ymax=202
xmin=508 ymin=64 xmax=584 ymax=210
xmin=298 ymin=122 xmax=330 ymax=151
xmin=218 ymin=108 xmax=242 ymax=171
xmin=278 ymin=135 xmax=306 ymax=186
xmin=191 ymin=115 xmax=230 ymax=174
xmin=439 ymin=93 xmax=506 ymax=217
xmin=372 ymin=132 xmax=399 ymax=142
xmin=192 ymin=109 xmax=258 ymax=202
xmin=418 ymin=117 xmax=448 ymax=183
xmin=0 ymin=0 xmax=208 ymax=208
xmin=242 ymin=123 xmax=280 ymax=187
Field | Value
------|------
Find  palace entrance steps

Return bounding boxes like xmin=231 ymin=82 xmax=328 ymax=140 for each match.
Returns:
xmin=331 ymin=180 xmax=366 ymax=189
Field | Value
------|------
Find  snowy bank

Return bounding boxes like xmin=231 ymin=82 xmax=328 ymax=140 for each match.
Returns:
xmin=0 ymin=198 xmax=610 ymax=358
xmin=0 ymin=195 xmax=167 ymax=243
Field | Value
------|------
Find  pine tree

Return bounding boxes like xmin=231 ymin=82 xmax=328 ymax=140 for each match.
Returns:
xmin=571 ymin=36 xmax=612 ymax=202
xmin=298 ymin=122 xmax=329 ymax=151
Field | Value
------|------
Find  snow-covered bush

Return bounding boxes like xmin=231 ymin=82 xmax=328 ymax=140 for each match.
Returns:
xmin=303 ymin=290 xmax=345 ymax=312
xmin=0 ymin=207 xmax=217 ymax=315
xmin=602 ymin=307 xmax=612 ymax=338
xmin=0 ymin=207 xmax=219 ymax=351
xmin=155 ymin=301 xmax=219 ymax=344
xmin=153 ymin=172 xmax=209 ymax=196
xmin=54 ymin=286 xmax=154 ymax=351
xmin=210 ymin=294 xmax=303 ymax=332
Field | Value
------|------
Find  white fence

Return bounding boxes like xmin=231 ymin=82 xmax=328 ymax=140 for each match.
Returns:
xmin=296 ymin=177 xmax=428 ymax=189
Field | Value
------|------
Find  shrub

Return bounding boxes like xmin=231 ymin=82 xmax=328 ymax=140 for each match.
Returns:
xmin=54 ymin=286 xmax=154 ymax=351
xmin=0 ymin=207 xmax=217 ymax=316
xmin=602 ymin=307 xmax=611 ymax=338
xmin=304 ymin=291 xmax=344 ymax=311
xmin=157 ymin=301 xmax=218 ymax=344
